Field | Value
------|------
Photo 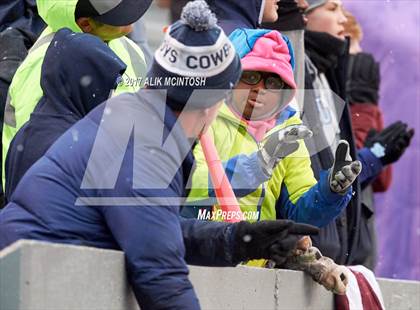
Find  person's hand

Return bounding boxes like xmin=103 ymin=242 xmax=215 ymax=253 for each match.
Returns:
xmin=258 ymin=124 xmax=313 ymax=177
xmin=329 ymin=140 xmax=362 ymax=194
xmin=365 ymin=121 xmax=415 ymax=166
xmin=232 ymin=220 xmax=319 ymax=263
xmin=347 ymin=52 xmax=380 ymax=104
xmin=295 ymin=0 xmax=309 ymax=11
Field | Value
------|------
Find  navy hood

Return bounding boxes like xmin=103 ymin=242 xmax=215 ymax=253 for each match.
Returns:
xmin=38 ymin=28 xmax=127 ymax=118
xmin=207 ymin=0 xmax=265 ymax=35
xmin=5 ymin=28 xmax=126 ymax=200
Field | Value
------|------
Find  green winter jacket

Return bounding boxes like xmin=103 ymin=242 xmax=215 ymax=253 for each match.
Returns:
xmin=187 ymin=102 xmax=351 ymax=228
xmin=2 ymin=0 xmax=147 ymax=187
xmin=187 ymin=103 xmax=317 ymax=222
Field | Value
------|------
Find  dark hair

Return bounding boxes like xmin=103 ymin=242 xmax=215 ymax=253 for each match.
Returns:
xmin=75 ymin=0 xmax=98 ymax=20
xmin=75 ymin=0 xmax=106 ymax=28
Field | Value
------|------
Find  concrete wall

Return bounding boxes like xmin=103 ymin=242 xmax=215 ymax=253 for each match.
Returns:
xmin=0 ymin=240 xmax=419 ymax=310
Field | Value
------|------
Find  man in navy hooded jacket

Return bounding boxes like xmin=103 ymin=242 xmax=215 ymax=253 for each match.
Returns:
xmin=5 ymin=28 xmax=127 ymax=200
xmin=0 ymin=2 xmax=318 ymax=309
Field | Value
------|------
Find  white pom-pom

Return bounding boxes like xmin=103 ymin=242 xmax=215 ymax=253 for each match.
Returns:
xmin=181 ymin=0 xmax=217 ymax=31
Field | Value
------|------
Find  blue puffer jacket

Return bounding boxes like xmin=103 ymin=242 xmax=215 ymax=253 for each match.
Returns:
xmin=0 ymin=90 xmax=237 ymax=309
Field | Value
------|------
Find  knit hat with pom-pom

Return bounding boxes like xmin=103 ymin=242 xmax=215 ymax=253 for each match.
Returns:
xmin=147 ymin=0 xmax=242 ymax=111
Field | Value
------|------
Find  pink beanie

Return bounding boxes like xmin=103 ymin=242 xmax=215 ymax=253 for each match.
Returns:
xmin=241 ymin=31 xmax=297 ymax=97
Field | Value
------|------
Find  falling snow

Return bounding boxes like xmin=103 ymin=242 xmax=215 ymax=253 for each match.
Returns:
xmin=80 ymin=75 xmax=92 ymax=87
xmin=243 ymin=234 xmax=252 ymax=243
xmin=71 ymin=129 xmax=79 ymax=142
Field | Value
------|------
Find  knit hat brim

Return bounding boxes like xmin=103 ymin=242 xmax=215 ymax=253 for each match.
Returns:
xmin=305 ymin=0 xmax=328 ymax=13
xmin=147 ymin=0 xmax=242 ymax=111
xmin=147 ymin=53 xmax=242 ymax=111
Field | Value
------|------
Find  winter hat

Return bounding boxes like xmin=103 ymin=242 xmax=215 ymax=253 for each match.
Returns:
xmin=305 ymin=0 xmax=328 ymax=13
xmin=75 ymin=0 xmax=153 ymax=27
xmin=147 ymin=0 xmax=242 ymax=111
xmin=229 ymin=29 xmax=297 ymax=93
xmin=228 ymin=28 xmax=297 ymax=120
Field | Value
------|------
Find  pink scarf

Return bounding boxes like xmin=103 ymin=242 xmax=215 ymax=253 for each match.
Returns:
xmin=229 ymin=106 xmax=277 ymax=142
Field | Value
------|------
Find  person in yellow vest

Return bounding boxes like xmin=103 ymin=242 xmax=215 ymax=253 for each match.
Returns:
xmin=2 ymin=0 xmax=152 ymax=189
xmin=186 ymin=29 xmax=362 ymax=239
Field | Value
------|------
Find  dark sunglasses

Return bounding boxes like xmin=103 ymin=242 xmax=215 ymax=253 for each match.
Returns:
xmin=240 ymin=71 xmax=287 ymax=90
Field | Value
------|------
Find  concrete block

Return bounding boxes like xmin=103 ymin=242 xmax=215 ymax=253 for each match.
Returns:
xmin=190 ymin=265 xmax=278 ymax=309
xmin=274 ymin=268 xmax=333 ymax=310
xmin=378 ymin=278 xmax=420 ymax=310
xmin=0 ymin=242 xmax=21 ymax=310
xmin=0 ymin=240 xmax=138 ymax=310
xmin=1 ymin=240 xmax=419 ymax=310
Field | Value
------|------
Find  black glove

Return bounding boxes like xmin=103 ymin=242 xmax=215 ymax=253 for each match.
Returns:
xmin=365 ymin=121 xmax=415 ymax=165
xmin=329 ymin=140 xmax=362 ymax=194
xmin=232 ymin=220 xmax=319 ymax=263
xmin=347 ymin=52 xmax=380 ymax=104
xmin=258 ymin=124 xmax=313 ymax=177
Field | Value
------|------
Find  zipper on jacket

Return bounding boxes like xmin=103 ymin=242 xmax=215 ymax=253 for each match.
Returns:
xmin=222 ymin=113 xmax=267 ymax=219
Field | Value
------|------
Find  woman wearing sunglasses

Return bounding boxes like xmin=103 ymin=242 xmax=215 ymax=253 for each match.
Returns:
xmin=185 ymin=29 xmax=361 ymax=266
